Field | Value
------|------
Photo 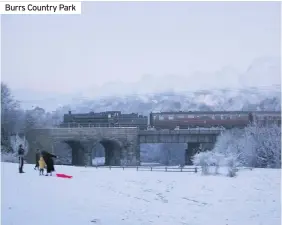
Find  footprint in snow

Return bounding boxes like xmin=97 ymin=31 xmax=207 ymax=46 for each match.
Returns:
xmin=91 ymin=219 xmax=101 ymax=224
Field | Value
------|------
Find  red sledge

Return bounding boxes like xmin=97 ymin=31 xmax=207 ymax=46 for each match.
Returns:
xmin=56 ymin=173 xmax=73 ymax=179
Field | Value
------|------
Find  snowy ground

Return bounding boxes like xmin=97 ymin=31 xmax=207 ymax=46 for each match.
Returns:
xmin=1 ymin=162 xmax=281 ymax=225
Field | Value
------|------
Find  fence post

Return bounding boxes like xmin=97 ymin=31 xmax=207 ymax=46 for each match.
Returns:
xmin=150 ymin=167 xmax=152 ymax=171
xmin=109 ymin=166 xmax=111 ymax=170
xmin=194 ymin=167 xmax=198 ymax=173
xmin=123 ymin=167 xmax=124 ymax=170
xmin=181 ymin=167 xmax=183 ymax=172
xmin=165 ymin=167 xmax=167 ymax=172
xmin=137 ymin=166 xmax=139 ymax=171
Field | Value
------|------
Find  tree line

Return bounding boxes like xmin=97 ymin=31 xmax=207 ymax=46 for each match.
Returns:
xmin=1 ymin=82 xmax=62 ymax=152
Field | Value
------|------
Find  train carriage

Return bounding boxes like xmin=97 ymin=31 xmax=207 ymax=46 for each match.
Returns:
xmin=149 ymin=111 xmax=251 ymax=130
xmin=252 ymin=111 xmax=281 ymax=126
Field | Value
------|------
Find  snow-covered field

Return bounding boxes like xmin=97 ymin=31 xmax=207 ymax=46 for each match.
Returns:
xmin=1 ymin=162 xmax=281 ymax=225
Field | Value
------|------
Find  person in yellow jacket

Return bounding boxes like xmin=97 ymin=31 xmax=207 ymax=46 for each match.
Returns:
xmin=38 ymin=156 xmax=46 ymax=176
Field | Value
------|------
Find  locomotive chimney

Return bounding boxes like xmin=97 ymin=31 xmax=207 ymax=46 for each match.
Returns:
xmin=68 ymin=110 xmax=71 ymax=115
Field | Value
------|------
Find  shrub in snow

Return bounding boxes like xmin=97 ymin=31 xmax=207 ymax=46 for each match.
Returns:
xmin=192 ymin=151 xmax=214 ymax=175
xmin=1 ymin=145 xmax=18 ymax=163
xmin=120 ymin=160 xmax=125 ymax=166
xmin=193 ymin=151 xmax=240 ymax=177
xmin=211 ymin=152 xmax=225 ymax=174
xmin=224 ymin=154 xmax=240 ymax=177
xmin=1 ymin=152 xmax=18 ymax=163
xmin=10 ymin=134 xmax=28 ymax=153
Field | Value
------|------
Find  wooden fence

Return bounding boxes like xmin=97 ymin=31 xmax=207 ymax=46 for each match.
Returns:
xmin=92 ymin=165 xmax=199 ymax=173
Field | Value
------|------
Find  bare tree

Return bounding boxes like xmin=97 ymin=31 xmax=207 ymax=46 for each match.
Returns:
xmin=1 ymin=82 xmax=21 ymax=151
xmin=24 ymin=106 xmax=51 ymax=132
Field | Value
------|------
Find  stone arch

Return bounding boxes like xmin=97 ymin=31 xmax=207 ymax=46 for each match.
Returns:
xmin=52 ymin=141 xmax=72 ymax=165
xmin=64 ymin=140 xmax=85 ymax=166
xmin=98 ymin=138 xmax=122 ymax=166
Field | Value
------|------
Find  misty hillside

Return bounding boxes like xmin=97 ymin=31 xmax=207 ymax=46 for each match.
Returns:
xmin=57 ymin=85 xmax=281 ymax=116
xmin=75 ymin=56 xmax=281 ymax=99
xmin=61 ymin=57 xmax=281 ymax=115
xmin=14 ymin=56 xmax=281 ymax=112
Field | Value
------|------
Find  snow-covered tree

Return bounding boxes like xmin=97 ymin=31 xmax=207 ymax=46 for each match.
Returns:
xmin=1 ymin=83 xmax=58 ymax=155
xmin=195 ymin=123 xmax=281 ymax=172
xmin=243 ymin=124 xmax=281 ymax=168
xmin=192 ymin=151 xmax=214 ymax=175
xmin=1 ymin=83 xmax=22 ymax=151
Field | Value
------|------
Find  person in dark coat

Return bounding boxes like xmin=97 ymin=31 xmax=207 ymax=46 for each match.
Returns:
xmin=41 ymin=151 xmax=57 ymax=176
xmin=34 ymin=149 xmax=40 ymax=170
xmin=18 ymin=144 xmax=25 ymax=173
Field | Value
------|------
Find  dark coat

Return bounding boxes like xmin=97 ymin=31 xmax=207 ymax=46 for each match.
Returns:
xmin=42 ymin=151 xmax=57 ymax=173
xmin=35 ymin=152 xmax=40 ymax=166
xmin=35 ymin=152 xmax=40 ymax=161
xmin=18 ymin=146 xmax=24 ymax=157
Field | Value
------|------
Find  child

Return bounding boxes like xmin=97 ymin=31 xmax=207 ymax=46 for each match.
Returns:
xmin=38 ymin=156 xmax=46 ymax=176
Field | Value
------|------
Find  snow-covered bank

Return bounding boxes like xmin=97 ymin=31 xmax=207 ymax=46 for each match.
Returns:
xmin=1 ymin=162 xmax=280 ymax=225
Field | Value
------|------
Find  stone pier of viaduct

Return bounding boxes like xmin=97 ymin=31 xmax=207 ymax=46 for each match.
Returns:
xmin=25 ymin=127 xmax=223 ymax=166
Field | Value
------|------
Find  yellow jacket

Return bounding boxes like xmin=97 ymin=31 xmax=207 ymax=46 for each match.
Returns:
xmin=38 ymin=157 xmax=46 ymax=169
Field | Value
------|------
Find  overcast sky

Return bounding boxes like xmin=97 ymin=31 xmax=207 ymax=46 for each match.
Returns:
xmin=1 ymin=2 xmax=281 ymax=95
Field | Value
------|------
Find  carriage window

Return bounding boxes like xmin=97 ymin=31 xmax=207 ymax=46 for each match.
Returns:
xmin=108 ymin=114 xmax=111 ymax=118
xmin=211 ymin=115 xmax=215 ymax=120
xmin=159 ymin=116 xmax=164 ymax=120
xmin=188 ymin=115 xmax=194 ymax=118
xmin=168 ymin=116 xmax=174 ymax=120
xmin=178 ymin=115 xmax=184 ymax=118
xmin=199 ymin=115 xmax=207 ymax=119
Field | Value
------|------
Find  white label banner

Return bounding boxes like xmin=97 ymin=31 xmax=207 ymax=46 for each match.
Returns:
xmin=0 ymin=2 xmax=81 ymax=14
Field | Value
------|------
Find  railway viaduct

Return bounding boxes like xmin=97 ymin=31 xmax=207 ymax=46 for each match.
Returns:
xmin=25 ymin=127 xmax=223 ymax=166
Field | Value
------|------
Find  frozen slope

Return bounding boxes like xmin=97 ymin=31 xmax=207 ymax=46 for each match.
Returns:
xmin=1 ymin=163 xmax=281 ymax=225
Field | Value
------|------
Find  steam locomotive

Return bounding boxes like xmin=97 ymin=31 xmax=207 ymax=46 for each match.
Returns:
xmin=63 ymin=111 xmax=148 ymax=129
xmin=62 ymin=110 xmax=281 ymax=130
